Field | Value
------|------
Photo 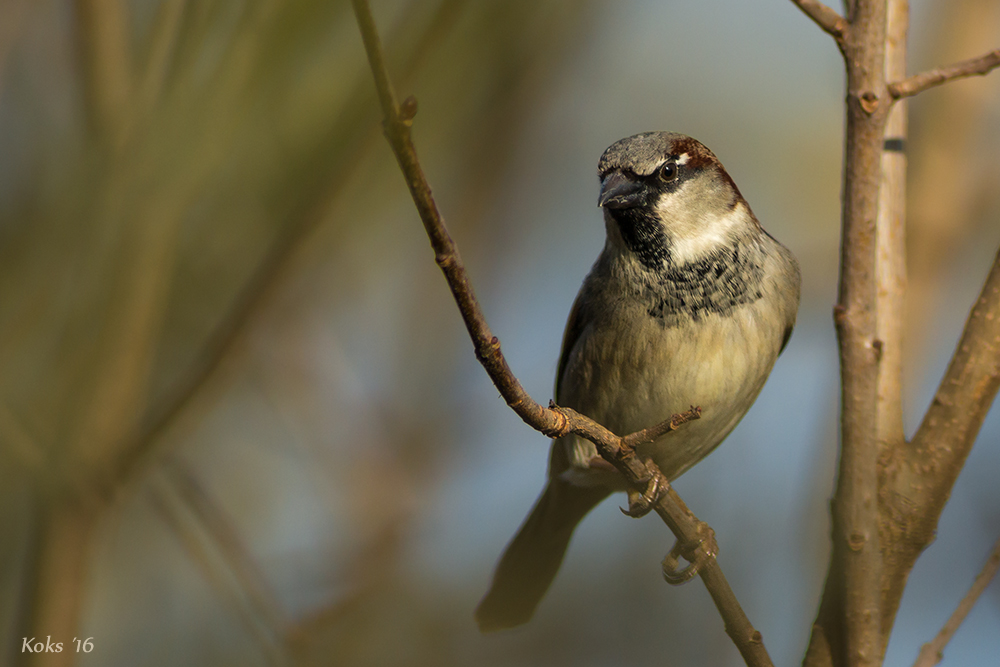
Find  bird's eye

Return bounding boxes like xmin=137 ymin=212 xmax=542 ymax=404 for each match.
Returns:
xmin=659 ymin=161 xmax=678 ymax=182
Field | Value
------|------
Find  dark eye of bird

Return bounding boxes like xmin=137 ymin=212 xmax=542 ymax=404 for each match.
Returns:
xmin=659 ymin=161 xmax=678 ymax=182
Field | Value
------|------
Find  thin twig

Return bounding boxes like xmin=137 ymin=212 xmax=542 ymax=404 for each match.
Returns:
xmin=152 ymin=467 xmax=289 ymax=665
xmin=621 ymin=406 xmax=702 ymax=450
xmin=889 ymin=49 xmax=1000 ymax=99
xmin=913 ymin=536 xmax=1000 ymax=667
xmin=351 ymin=1 xmax=772 ymax=665
xmin=790 ymin=0 xmax=848 ymax=45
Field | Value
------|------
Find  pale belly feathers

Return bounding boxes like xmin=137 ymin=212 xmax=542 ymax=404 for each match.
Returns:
xmin=555 ymin=296 xmax=786 ymax=487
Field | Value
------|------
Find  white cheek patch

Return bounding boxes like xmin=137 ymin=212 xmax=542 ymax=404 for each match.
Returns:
xmin=656 ymin=196 xmax=746 ymax=265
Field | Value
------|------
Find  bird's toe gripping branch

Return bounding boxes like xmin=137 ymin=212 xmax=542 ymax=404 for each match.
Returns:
xmin=662 ymin=520 xmax=719 ymax=585
xmin=621 ymin=464 xmax=667 ymax=518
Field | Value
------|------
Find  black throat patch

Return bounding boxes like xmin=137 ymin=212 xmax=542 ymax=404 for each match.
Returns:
xmin=607 ymin=205 xmax=765 ymax=324
xmin=610 ymin=207 xmax=670 ymax=270
xmin=642 ymin=239 xmax=765 ymax=323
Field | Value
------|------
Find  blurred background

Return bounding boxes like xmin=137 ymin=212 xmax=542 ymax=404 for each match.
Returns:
xmin=0 ymin=0 xmax=999 ymax=665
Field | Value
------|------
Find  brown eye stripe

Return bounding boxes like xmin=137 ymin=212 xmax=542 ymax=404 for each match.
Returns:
xmin=669 ymin=137 xmax=717 ymax=170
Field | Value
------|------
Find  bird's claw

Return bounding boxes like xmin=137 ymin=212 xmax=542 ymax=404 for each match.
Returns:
xmin=620 ymin=470 xmax=666 ymax=518
xmin=661 ymin=521 xmax=718 ymax=585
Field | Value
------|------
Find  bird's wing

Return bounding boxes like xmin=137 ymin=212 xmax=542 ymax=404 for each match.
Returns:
xmin=554 ymin=289 xmax=590 ymax=404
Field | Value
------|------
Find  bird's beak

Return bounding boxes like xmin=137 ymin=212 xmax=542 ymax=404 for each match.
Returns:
xmin=598 ymin=171 xmax=648 ymax=209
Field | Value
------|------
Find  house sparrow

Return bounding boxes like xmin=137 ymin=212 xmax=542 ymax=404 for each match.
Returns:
xmin=475 ymin=131 xmax=801 ymax=632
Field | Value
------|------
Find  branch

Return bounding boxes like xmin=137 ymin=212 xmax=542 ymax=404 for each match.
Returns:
xmin=876 ymin=247 xmax=1000 ymax=620
xmin=621 ymin=406 xmax=701 ymax=449
xmin=137 ymin=0 xmax=188 ymax=114
xmin=803 ymin=2 xmax=891 ymax=665
xmin=790 ymin=0 xmax=848 ymax=45
xmin=155 ymin=460 xmax=290 ymax=661
xmin=916 ymin=248 xmax=1000 ymax=457
xmin=877 ymin=5 xmax=1000 ymax=630
xmin=832 ymin=3 xmax=889 ymax=665
xmin=351 ymin=1 xmax=772 ymax=664
xmin=913 ymin=536 xmax=1000 ymax=667
xmin=875 ymin=0 xmax=908 ymax=481
xmin=74 ymin=0 xmax=134 ymax=141
xmin=889 ymin=49 xmax=1000 ymax=99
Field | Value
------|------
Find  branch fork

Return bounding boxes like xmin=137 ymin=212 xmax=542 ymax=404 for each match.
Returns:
xmin=790 ymin=1 xmax=1000 ymax=666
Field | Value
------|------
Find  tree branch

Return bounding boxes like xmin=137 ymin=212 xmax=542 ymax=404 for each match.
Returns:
xmin=795 ymin=2 xmax=1000 ymax=665
xmin=889 ymin=49 xmax=1000 ymax=99
xmin=913 ymin=536 xmax=1000 ymax=667
xmin=73 ymin=0 xmax=134 ymax=142
xmin=829 ymin=4 xmax=889 ymax=665
xmin=790 ymin=0 xmax=848 ymax=45
xmin=876 ymin=3 xmax=1000 ymax=635
xmin=800 ymin=1 xmax=892 ymax=665
xmin=873 ymin=0 xmax=908 ymax=649
xmin=352 ymin=1 xmax=772 ymax=664
xmin=880 ymin=246 xmax=1000 ymax=611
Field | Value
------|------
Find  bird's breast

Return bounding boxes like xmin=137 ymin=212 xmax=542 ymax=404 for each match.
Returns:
xmin=555 ymin=292 xmax=787 ymax=485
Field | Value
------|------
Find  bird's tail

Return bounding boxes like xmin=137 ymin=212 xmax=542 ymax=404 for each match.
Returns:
xmin=475 ymin=478 xmax=610 ymax=632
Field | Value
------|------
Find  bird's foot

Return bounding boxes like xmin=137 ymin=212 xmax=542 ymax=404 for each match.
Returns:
xmin=620 ymin=464 xmax=667 ymax=518
xmin=662 ymin=520 xmax=718 ymax=585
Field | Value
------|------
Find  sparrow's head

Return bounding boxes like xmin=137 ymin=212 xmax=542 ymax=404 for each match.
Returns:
xmin=597 ymin=132 xmax=755 ymax=269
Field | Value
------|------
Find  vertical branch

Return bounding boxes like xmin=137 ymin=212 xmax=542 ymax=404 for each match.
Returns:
xmin=74 ymin=0 xmax=134 ymax=142
xmin=879 ymin=0 xmax=1000 ymax=631
xmin=875 ymin=0 xmax=907 ymax=459
xmin=798 ymin=1 xmax=1000 ymax=664
xmin=799 ymin=1 xmax=894 ymax=665
xmin=137 ymin=0 xmax=188 ymax=116
xmin=21 ymin=497 xmax=101 ymax=667
xmin=874 ymin=1 xmax=908 ymax=649
xmin=74 ymin=196 xmax=183 ymax=471
xmin=19 ymin=5 xmax=139 ymax=665
xmin=831 ymin=2 xmax=890 ymax=665
xmin=903 ymin=0 xmax=1000 ymax=358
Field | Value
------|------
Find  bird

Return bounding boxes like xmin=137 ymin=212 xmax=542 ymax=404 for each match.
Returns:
xmin=475 ymin=131 xmax=801 ymax=632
